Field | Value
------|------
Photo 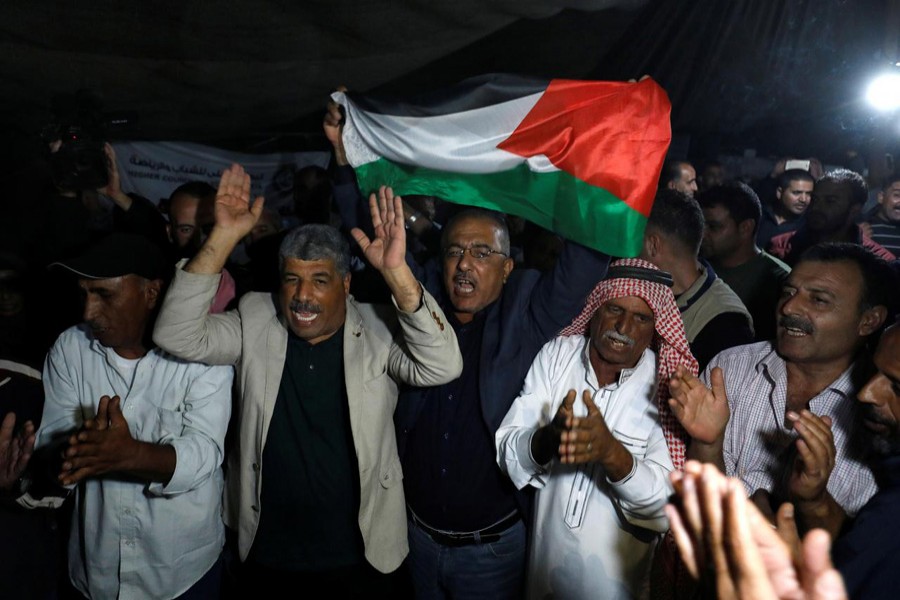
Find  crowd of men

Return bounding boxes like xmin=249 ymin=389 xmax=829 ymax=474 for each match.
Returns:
xmin=0 ymin=91 xmax=899 ymax=600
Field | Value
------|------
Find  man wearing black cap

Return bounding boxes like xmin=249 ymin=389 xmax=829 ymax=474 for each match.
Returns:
xmin=32 ymin=233 xmax=234 ymax=599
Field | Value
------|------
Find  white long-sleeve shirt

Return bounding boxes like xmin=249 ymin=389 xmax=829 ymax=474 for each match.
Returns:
xmin=496 ymin=336 xmax=673 ymax=600
xmin=37 ymin=324 xmax=233 ymax=600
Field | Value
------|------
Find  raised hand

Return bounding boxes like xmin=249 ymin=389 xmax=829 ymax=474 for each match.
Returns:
xmin=96 ymin=143 xmax=132 ymax=210
xmin=351 ymin=186 xmax=408 ymax=274
xmin=786 ymin=411 xmax=835 ymax=503
xmin=323 ymin=86 xmax=348 ymax=165
xmin=0 ymin=412 xmax=35 ymax=491
xmin=667 ymin=461 xmax=848 ymax=600
xmin=213 ymin=164 xmax=265 ymax=239
xmin=669 ymin=365 xmax=730 ymax=444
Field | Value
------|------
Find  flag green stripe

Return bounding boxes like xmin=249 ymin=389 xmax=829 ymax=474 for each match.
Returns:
xmin=355 ymin=158 xmax=647 ymax=257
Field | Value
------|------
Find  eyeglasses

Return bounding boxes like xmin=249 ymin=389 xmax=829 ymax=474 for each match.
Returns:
xmin=442 ymin=245 xmax=509 ymax=260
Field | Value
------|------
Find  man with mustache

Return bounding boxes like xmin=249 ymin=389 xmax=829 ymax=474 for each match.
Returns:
xmin=323 ymin=99 xmax=610 ymax=597
xmin=859 ymin=174 xmax=900 ymax=256
xmin=496 ymin=259 xmax=697 ymax=599
xmin=670 ymin=242 xmax=895 ymax=535
xmin=154 ymin=166 xmax=463 ymax=595
xmin=391 ymin=205 xmax=610 ymax=599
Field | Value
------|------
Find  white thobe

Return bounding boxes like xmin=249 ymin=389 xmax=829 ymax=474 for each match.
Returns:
xmin=497 ymin=336 xmax=673 ymax=600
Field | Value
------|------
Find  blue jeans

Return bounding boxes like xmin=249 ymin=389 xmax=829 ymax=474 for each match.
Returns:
xmin=407 ymin=516 xmax=526 ymax=600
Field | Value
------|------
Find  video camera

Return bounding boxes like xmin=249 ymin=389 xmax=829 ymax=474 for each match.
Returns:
xmin=42 ymin=91 xmax=109 ymax=191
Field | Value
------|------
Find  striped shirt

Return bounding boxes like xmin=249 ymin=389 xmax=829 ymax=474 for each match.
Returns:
xmin=705 ymin=341 xmax=876 ymax=516
xmin=865 ymin=218 xmax=900 ymax=256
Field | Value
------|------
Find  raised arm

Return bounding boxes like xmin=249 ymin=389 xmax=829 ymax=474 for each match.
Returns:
xmin=186 ymin=164 xmax=264 ymax=275
xmin=351 ymin=186 xmax=422 ymax=312
xmin=96 ymin=143 xmax=133 ymax=211
xmin=154 ymin=165 xmax=260 ymax=365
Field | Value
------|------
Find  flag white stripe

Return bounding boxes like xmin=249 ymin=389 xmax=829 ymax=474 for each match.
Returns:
xmin=334 ymin=91 xmax=561 ymax=175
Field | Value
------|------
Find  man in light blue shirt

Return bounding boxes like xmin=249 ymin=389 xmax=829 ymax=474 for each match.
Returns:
xmin=35 ymin=233 xmax=233 ymax=599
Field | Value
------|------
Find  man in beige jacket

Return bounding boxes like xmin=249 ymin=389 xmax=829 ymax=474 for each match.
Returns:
xmin=154 ymin=165 xmax=462 ymax=595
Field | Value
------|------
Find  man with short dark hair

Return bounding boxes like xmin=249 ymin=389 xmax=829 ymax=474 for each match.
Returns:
xmin=659 ymin=160 xmax=698 ymax=198
xmin=859 ymin=174 xmax=900 ymax=256
xmin=154 ymin=166 xmax=462 ymax=595
xmin=641 ymin=189 xmax=754 ymax=369
xmin=768 ymin=169 xmax=895 ymax=265
xmin=698 ymin=161 xmax=726 ymax=191
xmin=756 ymin=168 xmax=814 ymax=248
xmin=670 ymin=243 xmax=894 ymax=537
xmin=699 ymin=183 xmax=791 ymax=341
xmin=166 ymin=181 xmax=236 ymax=311
xmin=34 ymin=233 xmax=234 ymax=599
xmin=167 ymin=181 xmax=217 ymax=256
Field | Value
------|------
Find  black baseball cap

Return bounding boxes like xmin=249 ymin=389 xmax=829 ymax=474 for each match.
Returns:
xmin=50 ymin=233 xmax=170 ymax=281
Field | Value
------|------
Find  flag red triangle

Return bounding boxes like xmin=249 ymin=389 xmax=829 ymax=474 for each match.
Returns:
xmin=496 ymin=78 xmax=671 ymax=217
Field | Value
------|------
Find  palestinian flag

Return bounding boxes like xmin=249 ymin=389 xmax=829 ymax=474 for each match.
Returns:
xmin=334 ymin=74 xmax=671 ymax=257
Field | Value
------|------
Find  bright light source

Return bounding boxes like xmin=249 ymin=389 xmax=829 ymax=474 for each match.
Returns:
xmin=866 ymin=71 xmax=900 ymax=111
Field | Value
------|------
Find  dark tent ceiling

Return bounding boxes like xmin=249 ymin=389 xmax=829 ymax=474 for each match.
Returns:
xmin=2 ymin=0 xmax=898 ymax=162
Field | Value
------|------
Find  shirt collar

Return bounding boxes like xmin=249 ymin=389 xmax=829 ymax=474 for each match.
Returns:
xmin=758 ymin=342 xmax=855 ymax=399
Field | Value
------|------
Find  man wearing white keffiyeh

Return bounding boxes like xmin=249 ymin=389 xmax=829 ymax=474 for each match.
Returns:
xmin=495 ymin=258 xmax=698 ymax=600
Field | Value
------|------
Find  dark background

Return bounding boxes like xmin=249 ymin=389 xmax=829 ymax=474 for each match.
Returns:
xmin=1 ymin=0 xmax=898 ymax=166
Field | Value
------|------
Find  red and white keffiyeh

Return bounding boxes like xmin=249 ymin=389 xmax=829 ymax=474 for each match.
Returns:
xmin=559 ymin=258 xmax=698 ymax=470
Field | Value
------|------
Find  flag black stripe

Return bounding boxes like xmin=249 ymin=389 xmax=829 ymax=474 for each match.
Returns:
xmin=346 ymin=73 xmax=549 ymax=117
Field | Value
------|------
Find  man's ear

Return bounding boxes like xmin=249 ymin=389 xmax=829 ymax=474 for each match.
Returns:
xmin=775 ymin=187 xmax=784 ymax=201
xmin=146 ymin=279 xmax=163 ymax=310
xmin=859 ymin=305 xmax=888 ymax=337
xmin=738 ymin=219 xmax=755 ymax=240
xmin=343 ymin=273 xmax=351 ymax=295
xmin=641 ymin=231 xmax=660 ymax=259
xmin=502 ymin=257 xmax=514 ymax=284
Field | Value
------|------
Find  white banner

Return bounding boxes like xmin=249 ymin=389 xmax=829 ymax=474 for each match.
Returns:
xmin=113 ymin=141 xmax=330 ymax=215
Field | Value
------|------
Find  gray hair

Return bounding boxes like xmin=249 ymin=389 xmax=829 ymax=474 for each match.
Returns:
xmin=442 ymin=208 xmax=511 ymax=255
xmin=279 ymin=224 xmax=351 ymax=277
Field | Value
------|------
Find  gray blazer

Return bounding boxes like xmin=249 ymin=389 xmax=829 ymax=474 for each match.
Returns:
xmin=153 ymin=268 xmax=462 ymax=573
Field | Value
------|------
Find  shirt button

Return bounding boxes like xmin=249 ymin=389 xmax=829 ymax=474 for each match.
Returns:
xmin=443 ymin=433 xmax=449 ymax=440
xmin=447 ymin=394 xmax=453 ymax=400
xmin=441 ymin=468 xmax=447 ymax=476
xmin=252 ymin=463 xmax=260 ymax=472
xmin=309 ymin=364 xmax=314 ymax=370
